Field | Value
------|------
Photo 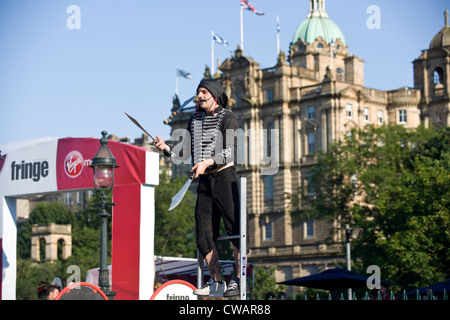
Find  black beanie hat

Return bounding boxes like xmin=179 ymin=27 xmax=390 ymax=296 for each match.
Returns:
xmin=197 ymin=79 xmax=228 ymax=108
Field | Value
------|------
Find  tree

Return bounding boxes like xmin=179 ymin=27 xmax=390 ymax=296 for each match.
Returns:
xmin=17 ymin=201 xmax=76 ymax=259
xmin=252 ymin=266 xmax=285 ymax=299
xmin=292 ymin=125 xmax=450 ymax=290
xmin=154 ymin=171 xmax=197 ymax=258
xmin=16 ymin=196 xmax=107 ymax=299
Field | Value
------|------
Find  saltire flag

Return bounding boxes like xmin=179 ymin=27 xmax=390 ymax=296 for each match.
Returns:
xmin=241 ymin=0 xmax=265 ymax=16
xmin=212 ymin=32 xmax=229 ymax=46
xmin=331 ymin=39 xmax=336 ymax=57
xmin=176 ymin=68 xmax=192 ymax=79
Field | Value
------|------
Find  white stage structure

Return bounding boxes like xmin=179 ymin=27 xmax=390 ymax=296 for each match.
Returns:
xmin=0 ymin=137 xmax=159 ymax=300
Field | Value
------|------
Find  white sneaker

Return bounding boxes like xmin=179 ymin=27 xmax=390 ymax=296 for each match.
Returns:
xmin=224 ymin=277 xmax=240 ymax=297
xmin=193 ymin=278 xmax=226 ymax=297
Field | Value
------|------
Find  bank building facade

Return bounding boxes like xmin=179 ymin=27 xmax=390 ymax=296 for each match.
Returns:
xmin=168 ymin=1 xmax=450 ymax=295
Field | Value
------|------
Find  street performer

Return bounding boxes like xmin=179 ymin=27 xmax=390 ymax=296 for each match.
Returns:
xmin=153 ymin=78 xmax=241 ymax=297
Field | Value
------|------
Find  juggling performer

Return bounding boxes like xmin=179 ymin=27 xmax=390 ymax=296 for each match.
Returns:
xmin=153 ymin=79 xmax=241 ymax=297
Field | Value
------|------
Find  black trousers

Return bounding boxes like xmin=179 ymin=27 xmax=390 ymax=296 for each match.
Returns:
xmin=195 ymin=166 xmax=240 ymax=258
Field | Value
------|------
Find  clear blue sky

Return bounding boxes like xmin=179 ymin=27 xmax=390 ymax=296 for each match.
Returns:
xmin=0 ymin=0 xmax=448 ymax=150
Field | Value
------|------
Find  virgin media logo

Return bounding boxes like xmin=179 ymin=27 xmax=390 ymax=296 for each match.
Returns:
xmin=64 ymin=150 xmax=88 ymax=178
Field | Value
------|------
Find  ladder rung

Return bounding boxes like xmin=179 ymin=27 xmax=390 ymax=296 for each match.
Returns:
xmin=217 ymin=235 xmax=240 ymax=241
xmin=197 ymin=177 xmax=247 ymax=300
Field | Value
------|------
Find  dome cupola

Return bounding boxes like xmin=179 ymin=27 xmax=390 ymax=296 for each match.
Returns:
xmin=430 ymin=9 xmax=450 ymax=49
xmin=292 ymin=0 xmax=346 ymax=46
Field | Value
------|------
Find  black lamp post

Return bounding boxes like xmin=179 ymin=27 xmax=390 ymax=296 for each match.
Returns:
xmin=90 ymin=131 xmax=118 ymax=300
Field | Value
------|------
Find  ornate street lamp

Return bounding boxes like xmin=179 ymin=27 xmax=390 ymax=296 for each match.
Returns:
xmin=90 ymin=131 xmax=118 ymax=300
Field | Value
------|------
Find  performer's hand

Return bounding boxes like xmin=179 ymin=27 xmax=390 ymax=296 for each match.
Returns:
xmin=191 ymin=159 xmax=215 ymax=179
xmin=153 ymin=136 xmax=168 ymax=152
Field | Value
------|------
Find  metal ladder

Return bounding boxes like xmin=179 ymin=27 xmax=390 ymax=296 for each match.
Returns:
xmin=196 ymin=176 xmax=247 ymax=300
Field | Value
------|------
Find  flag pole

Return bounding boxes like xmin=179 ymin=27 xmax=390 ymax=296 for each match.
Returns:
xmin=330 ymin=39 xmax=334 ymax=71
xmin=211 ymin=31 xmax=215 ymax=75
xmin=277 ymin=16 xmax=280 ymax=54
xmin=240 ymin=4 xmax=244 ymax=51
xmin=175 ymin=67 xmax=179 ymax=95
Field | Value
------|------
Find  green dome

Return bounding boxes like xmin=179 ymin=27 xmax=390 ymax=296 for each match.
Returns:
xmin=292 ymin=16 xmax=347 ymax=46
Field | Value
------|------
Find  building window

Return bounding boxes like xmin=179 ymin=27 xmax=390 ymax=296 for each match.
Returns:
xmin=307 ymin=132 xmax=315 ymax=154
xmin=398 ymin=109 xmax=407 ymax=124
xmin=265 ymin=89 xmax=274 ymax=103
xmin=363 ymin=108 xmax=370 ymax=122
xmin=346 ymin=104 xmax=352 ymax=118
xmin=316 ymin=43 xmax=324 ymax=49
xmin=307 ymin=106 xmax=315 ymax=120
xmin=304 ymin=220 xmax=314 ymax=239
xmin=266 ymin=121 xmax=275 ymax=157
xmin=434 ymin=111 xmax=442 ymax=123
xmin=433 ymin=68 xmax=443 ymax=85
xmin=264 ymin=220 xmax=273 ymax=240
xmin=263 ymin=175 xmax=274 ymax=201
xmin=336 ymin=67 xmax=344 ymax=80
xmin=377 ymin=110 xmax=384 ymax=124
xmin=433 ymin=67 xmax=444 ymax=96
xmin=306 ymin=175 xmax=315 ymax=196
xmin=64 ymin=192 xmax=72 ymax=205
xmin=76 ymin=191 xmax=83 ymax=204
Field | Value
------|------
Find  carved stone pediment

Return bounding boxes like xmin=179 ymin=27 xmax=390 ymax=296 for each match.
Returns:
xmin=340 ymin=86 xmax=359 ymax=100
xmin=301 ymin=119 xmax=318 ymax=132
xmin=343 ymin=119 xmax=357 ymax=129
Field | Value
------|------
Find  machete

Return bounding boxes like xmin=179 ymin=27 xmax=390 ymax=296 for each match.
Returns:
xmin=124 ymin=111 xmax=173 ymax=157
xmin=169 ymin=172 xmax=195 ymax=211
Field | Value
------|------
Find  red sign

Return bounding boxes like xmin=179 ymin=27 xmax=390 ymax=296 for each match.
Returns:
xmin=56 ymin=137 xmax=147 ymax=191
xmin=64 ymin=150 xmax=85 ymax=178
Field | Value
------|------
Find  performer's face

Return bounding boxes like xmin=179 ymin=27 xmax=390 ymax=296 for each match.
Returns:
xmin=196 ymin=87 xmax=216 ymax=112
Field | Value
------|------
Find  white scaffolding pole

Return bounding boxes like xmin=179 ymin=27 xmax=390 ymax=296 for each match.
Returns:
xmin=239 ymin=176 xmax=247 ymax=300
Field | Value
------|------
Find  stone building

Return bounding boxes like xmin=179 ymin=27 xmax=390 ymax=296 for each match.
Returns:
xmin=31 ymin=223 xmax=72 ymax=263
xmin=167 ymin=2 xmax=450 ymax=295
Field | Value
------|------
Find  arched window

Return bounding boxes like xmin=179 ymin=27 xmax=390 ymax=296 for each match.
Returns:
xmin=433 ymin=67 xmax=444 ymax=96
xmin=316 ymin=43 xmax=324 ymax=49
xmin=433 ymin=67 xmax=443 ymax=85
xmin=58 ymin=238 xmax=65 ymax=260
xmin=39 ymin=238 xmax=46 ymax=262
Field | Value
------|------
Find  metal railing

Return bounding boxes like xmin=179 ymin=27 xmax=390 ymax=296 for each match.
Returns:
xmin=263 ymin=288 xmax=448 ymax=301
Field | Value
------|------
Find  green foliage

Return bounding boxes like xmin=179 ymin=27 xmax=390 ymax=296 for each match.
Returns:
xmin=154 ymin=171 xmax=197 ymax=258
xmin=16 ymin=171 xmax=202 ymax=299
xmin=16 ymin=197 xmax=106 ymax=300
xmin=17 ymin=201 xmax=76 ymax=259
xmin=252 ymin=266 xmax=285 ymax=299
xmin=289 ymin=125 xmax=450 ymax=290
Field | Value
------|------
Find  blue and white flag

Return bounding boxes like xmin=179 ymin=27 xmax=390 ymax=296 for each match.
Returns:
xmin=176 ymin=68 xmax=192 ymax=79
xmin=212 ymin=32 xmax=229 ymax=46
xmin=330 ymin=39 xmax=336 ymax=57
